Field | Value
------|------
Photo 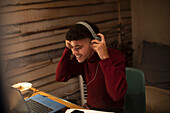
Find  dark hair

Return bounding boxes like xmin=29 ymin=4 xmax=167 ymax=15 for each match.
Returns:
xmin=66 ymin=21 xmax=100 ymax=41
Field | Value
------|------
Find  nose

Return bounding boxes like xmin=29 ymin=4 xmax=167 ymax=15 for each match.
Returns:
xmin=71 ymin=48 xmax=79 ymax=55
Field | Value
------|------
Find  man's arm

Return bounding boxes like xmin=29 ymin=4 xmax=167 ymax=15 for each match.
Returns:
xmin=91 ymin=33 xmax=127 ymax=101
xmin=99 ymin=49 xmax=127 ymax=101
xmin=55 ymin=47 xmax=84 ymax=82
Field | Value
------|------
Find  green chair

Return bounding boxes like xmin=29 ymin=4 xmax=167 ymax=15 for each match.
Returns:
xmin=124 ymin=67 xmax=146 ymax=113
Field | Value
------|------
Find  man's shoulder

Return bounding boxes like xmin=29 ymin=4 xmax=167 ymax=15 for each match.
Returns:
xmin=107 ymin=48 xmax=125 ymax=63
xmin=108 ymin=48 xmax=124 ymax=56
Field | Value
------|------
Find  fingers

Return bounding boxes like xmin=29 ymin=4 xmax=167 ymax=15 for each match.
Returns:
xmin=97 ymin=33 xmax=105 ymax=42
xmin=65 ymin=40 xmax=72 ymax=49
xmin=65 ymin=40 xmax=70 ymax=44
xmin=91 ymin=39 xmax=100 ymax=44
xmin=91 ymin=33 xmax=105 ymax=44
xmin=92 ymin=43 xmax=98 ymax=47
xmin=91 ymin=40 xmax=104 ymax=51
xmin=91 ymin=33 xmax=106 ymax=44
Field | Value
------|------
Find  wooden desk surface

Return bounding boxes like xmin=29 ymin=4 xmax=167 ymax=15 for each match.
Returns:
xmin=26 ymin=87 xmax=84 ymax=109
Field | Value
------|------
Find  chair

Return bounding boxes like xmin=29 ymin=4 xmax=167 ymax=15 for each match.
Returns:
xmin=79 ymin=75 xmax=87 ymax=106
xmin=124 ymin=67 xmax=146 ymax=113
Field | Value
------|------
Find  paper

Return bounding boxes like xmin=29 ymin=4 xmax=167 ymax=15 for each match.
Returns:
xmin=65 ymin=109 xmax=115 ymax=113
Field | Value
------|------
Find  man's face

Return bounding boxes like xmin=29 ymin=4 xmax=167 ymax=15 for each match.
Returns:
xmin=70 ymin=38 xmax=94 ymax=63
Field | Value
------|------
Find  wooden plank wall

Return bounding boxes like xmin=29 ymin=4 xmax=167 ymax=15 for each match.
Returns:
xmin=0 ymin=0 xmax=131 ymax=105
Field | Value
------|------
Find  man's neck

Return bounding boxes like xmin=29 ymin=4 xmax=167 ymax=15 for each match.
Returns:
xmin=87 ymin=51 xmax=95 ymax=60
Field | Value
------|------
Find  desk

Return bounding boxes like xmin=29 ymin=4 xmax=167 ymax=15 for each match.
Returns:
xmin=25 ymin=87 xmax=84 ymax=110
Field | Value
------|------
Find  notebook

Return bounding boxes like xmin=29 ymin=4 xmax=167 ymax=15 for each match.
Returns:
xmin=65 ymin=109 xmax=115 ymax=113
xmin=7 ymin=86 xmax=67 ymax=113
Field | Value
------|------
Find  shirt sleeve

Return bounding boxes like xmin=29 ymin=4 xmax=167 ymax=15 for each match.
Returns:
xmin=56 ymin=48 xmax=84 ymax=82
xmin=99 ymin=49 xmax=127 ymax=101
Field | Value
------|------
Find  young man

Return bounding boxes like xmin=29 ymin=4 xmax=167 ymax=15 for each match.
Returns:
xmin=56 ymin=21 xmax=127 ymax=113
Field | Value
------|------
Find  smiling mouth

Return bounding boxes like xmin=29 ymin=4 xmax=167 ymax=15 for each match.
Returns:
xmin=75 ymin=55 xmax=82 ymax=59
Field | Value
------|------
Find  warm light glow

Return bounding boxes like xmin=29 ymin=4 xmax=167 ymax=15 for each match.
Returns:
xmin=12 ymin=82 xmax=32 ymax=91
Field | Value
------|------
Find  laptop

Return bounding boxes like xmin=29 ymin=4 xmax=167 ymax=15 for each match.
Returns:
xmin=6 ymin=86 xmax=67 ymax=113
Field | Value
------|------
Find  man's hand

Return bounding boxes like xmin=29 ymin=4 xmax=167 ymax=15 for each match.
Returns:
xmin=65 ymin=40 xmax=72 ymax=49
xmin=91 ymin=33 xmax=109 ymax=60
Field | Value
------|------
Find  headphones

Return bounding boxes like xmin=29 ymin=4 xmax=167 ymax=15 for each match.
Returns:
xmin=76 ymin=21 xmax=101 ymax=41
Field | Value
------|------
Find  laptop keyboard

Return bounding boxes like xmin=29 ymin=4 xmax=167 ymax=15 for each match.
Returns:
xmin=26 ymin=99 xmax=54 ymax=113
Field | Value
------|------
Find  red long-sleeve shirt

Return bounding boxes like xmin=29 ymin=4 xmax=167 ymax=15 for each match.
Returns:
xmin=56 ymin=48 xmax=127 ymax=110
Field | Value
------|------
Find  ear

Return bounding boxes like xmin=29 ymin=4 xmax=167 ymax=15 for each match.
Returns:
xmin=90 ymin=41 xmax=94 ymax=50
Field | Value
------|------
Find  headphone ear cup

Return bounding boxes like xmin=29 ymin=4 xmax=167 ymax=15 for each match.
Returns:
xmin=94 ymin=36 xmax=101 ymax=41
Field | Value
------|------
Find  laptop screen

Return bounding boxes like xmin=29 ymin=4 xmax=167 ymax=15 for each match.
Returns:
xmin=6 ymin=86 xmax=30 ymax=113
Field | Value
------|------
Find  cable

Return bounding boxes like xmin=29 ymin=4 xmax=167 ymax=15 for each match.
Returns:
xmin=85 ymin=64 xmax=99 ymax=87
xmin=64 ymin=64 xmax=100 ymax=95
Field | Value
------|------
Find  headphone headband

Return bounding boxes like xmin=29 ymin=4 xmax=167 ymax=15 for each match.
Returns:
xmin=76 ymin=21 xmax=98 ymax=39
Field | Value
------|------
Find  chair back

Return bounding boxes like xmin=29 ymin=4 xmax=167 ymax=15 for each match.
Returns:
xmin=124 ymin=67 xmax=146 ymax=113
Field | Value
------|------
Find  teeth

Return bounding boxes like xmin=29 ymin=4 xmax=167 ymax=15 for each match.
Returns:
xmin=76 ymin=55 xmax=81 ymax=58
